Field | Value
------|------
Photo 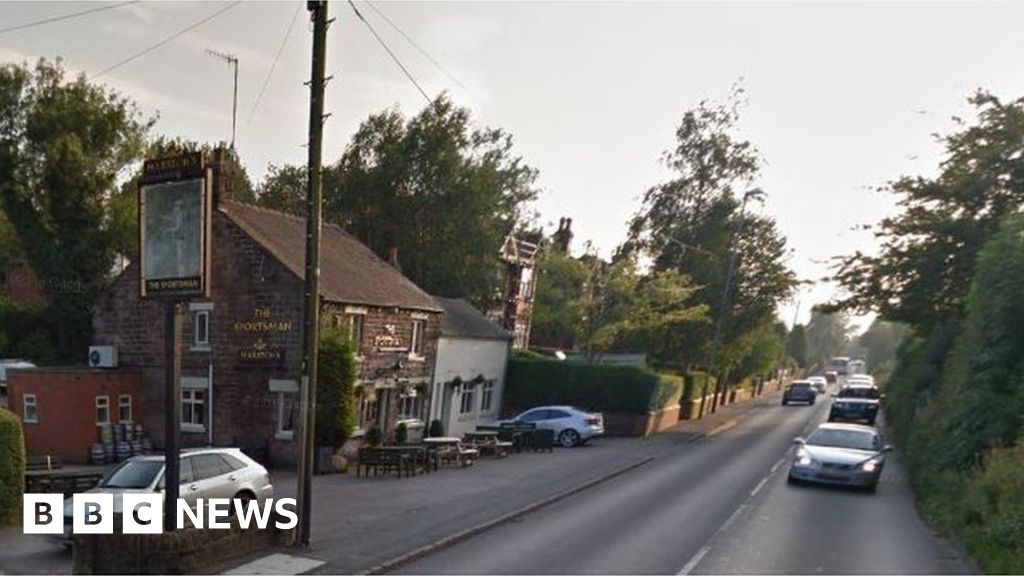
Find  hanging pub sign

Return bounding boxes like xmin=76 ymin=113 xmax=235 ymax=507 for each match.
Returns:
xmin=138 ymin=152 xmax=211 ymax=298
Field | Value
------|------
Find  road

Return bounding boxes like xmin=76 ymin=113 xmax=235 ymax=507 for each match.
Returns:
xmin=393 ymin=391 xmax=972 ymax=575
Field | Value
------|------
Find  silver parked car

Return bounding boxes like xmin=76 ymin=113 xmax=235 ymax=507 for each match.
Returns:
xmin=788 ymin=423 xmax=892 ymax=493
xmin=53 ymin=447 xmax=273 ymax=545
xmin=806 ymin=376 xmax=828 ymax=394
xmin=498 ymin=405 xmax=605 ymax=447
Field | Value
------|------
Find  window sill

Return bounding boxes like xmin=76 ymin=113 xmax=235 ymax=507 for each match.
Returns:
xmin=190 ymin=345 xmax=211 ymax=353
xmin=182 ymin=424 xmax=206 ymax=434
xmin=406 ymin=354 xmax=427 ymax=363
xmin=275 ymin=431 xmax=294 ymax=441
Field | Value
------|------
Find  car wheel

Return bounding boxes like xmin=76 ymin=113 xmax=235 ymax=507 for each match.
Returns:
xmin=233 ymin=490 xmax=255 ymax=514
xmin=787 ymin=474 xmax=800 ymax=486
xmin=782 ymin=399 xmax=789 ymax=406
xmin=558 ymin=429 xmax=581 ymax=447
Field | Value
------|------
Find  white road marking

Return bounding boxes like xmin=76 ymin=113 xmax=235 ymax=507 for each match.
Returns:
xmin=223 ymin=553 xmax=324 ymax=575
xmin=677 ymin=545 xmax=710 ymax=575
xmin=770 ymin=457 xmax=786 ymax=474
xmin=750 ymin=476 xmax=769 ymax=497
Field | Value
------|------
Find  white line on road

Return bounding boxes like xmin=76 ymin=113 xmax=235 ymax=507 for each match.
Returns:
xmin=676 ymin=545 xmax=710 ymax=576
xmin=750 ymin=476 xmax=769 ymax=497
xmin=770 ymin=456 xmax=786 ymax=474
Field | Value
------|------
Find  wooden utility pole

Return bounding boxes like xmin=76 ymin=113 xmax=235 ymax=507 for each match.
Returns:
xmin=296 ymin=0 xmax=329 ymax=549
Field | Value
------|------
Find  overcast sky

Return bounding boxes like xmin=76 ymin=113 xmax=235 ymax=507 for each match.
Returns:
xmin=4 ymin=1 xmax=1024 ymax=331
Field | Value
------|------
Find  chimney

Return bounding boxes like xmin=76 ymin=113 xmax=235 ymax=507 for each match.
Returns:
xmin=386 ymin=247 xmax=402 ymax=272
xmin=212 ymin=147 xmax=231 ymax=208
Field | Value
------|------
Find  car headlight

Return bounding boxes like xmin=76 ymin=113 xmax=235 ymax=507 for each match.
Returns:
xmin=796 ymin=450 xmax=815 ymax=467
xmin=861 ymin=460 xmax=878 ymax=473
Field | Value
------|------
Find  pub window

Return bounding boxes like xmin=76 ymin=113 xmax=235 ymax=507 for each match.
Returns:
xmin=398 ymin=393 xmax=421 ymax=421
xmin=480 ymin=381 xmax=495 ymax=412
xmin=23 ymin=394 xmax=38 ymax=423
xmin=277 ymin=393 xmax=296 ymax=440
xmin=347 ymin=314 xmax=364 ymax=350
xmin=410 ymin=320 xmax=425 ymax=357
xmin=459 ymin=386 xmax=476 ymax=414
xmin=118 ymin=394 xmax=132 ymax=422
xmin=182 ymin=389 xmax=206 ymax=430
xmin=194 ymin=310 xmax=210 ymax=347
xmin=360 ymin=396 xmax=379 ymax=429
xmin=95 ymin=396 xmax=110 ymax=425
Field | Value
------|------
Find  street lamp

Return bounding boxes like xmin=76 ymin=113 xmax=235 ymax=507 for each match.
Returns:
xmin=699 ymin=187 xmax=766 ymax=417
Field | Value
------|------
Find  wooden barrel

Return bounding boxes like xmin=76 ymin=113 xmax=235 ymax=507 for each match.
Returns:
xmin=102 ymin=442 xmax=115 ymax=463
xmin=98 ymin=423 xmax=114 ymax=444
xmin=122 ymin=422 xmax=135 ymax=442
xmin=141 ymin=438 xmax=153 ymax=454
xmin=131 ymin=440 xmax=143 ymax=455
xmin=114 ymin=442 xmax=131 ymax=462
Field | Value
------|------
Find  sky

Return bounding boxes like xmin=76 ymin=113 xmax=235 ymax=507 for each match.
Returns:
xmin=4 ymin=1 xmax=1024 ymax=333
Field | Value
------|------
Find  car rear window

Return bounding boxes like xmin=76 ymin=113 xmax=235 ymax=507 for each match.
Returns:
xmin=839 ymin=387 xmax=880 ymax=399
xmin=790 ymin=383 xmax=811 ymax=390
xmin=808 ymin=428 xmax=880 ymax=451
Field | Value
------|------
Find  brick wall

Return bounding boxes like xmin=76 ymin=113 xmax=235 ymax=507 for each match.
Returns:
xmin=8 ymin=369 xmax=142 ymax=463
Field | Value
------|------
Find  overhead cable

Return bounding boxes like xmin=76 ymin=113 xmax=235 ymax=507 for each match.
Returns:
xmin=347 ymin=0 xmax=432 ymax=105
xmin=0 ymin=1 xmax=140 ymax=35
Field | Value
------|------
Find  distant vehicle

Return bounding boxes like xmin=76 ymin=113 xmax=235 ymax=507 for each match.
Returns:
xmin=51 ymin=448 xmax=273 ymax=546
xmin=782 ymin=381 xmax=816 ymax=405
xmin=497 ymin=405 xmax=604 ymax=447
xmin=829 ymin=384 xmax=883 ymax=425
xmin=788 ymin=422 xmax=892 ymax=493
xmin=824 ymin=371 xmax=838 ymax=384
xmin=847 ymin=374 xmax=875 ymax=386
xmin=806 ymin=376 xmax=828 ymax=394
xmin=848 ymin=359 xmax=867 ymax=375
xmin=827 ymin=356 xmax=851 ymax=376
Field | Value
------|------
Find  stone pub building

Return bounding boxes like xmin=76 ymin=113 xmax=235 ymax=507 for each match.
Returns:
xmin=93 ymin=159 xmax=442 ymax=466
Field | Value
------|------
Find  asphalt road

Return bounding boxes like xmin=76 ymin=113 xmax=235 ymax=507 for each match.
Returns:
xmin=393 ymin=392 xmax=973 ymax=575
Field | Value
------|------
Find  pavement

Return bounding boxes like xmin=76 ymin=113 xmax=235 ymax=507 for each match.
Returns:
xmin=391 ymin=388 xmax=974 ymax=575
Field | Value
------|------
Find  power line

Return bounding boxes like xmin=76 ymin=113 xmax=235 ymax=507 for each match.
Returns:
xmin=362 ymin=1 xmax=470 ymax=94
xmin=248 ymin=1 xmax=303 ymax=124
xmin=0 ymin=0 xmax=140 ymax=35
xmin=347 ymin=0 xmax=432 ymax=105
xmin=91 ymin=1 xmax=243 ymax=80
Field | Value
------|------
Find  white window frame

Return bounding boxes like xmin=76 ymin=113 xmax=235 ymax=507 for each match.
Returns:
xmin=398 ymin=393 xmax=422 ymax=422
xmin=189 ymin=302 xmax=213 ymax=351
xmin=459 ymin=386 xmax=476 ymax=414
xmin=181 ymin=378 xmax=208 ymax=433
xmin=118 ymin=394 xmax=132 ymax=423
xmin=194 ymin=310 xmax=210 ymax=347
xmin=270 ymin=379 xmax=299 ymax=440
xmin=480 ymin=381 xmax=495 ymax=412
xmin=23 ymin=394 xmax=38 ymax=423
xmin=409 ymin=319 xmax=426 ymax=360
xmin=95 ymin=395 xmax=110 ymax=425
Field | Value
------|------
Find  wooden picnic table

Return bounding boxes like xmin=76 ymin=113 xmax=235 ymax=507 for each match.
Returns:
xmin=422 ymin=437 xmax=478 ymax=467
xmin=464 ymin=430 xmax=513 ymax=458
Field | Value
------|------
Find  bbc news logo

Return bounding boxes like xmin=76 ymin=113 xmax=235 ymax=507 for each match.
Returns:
xmin=24 ymin=494 xmax=298 ymax=534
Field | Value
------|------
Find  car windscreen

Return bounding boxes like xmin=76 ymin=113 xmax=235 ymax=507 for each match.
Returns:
xmin=807 ymin=429 xmax=879 ymax=451
xmin=99 ymin=460 xmax=163 ymax=489
xmin=838 ymin=387 xmax=880 ymax=399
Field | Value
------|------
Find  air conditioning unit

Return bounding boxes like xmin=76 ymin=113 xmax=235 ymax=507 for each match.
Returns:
xmin=88 ymin=346 xmax=118 ymax=368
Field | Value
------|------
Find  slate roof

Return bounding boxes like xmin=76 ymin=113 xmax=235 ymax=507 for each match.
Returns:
xmin=221 ymin=200 xmax=441 ymax=312
xmin=435 ymin=297 xmax=511 ymax=340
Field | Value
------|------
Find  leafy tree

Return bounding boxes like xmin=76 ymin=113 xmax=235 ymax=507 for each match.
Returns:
xmin=256 ymin=163 xmax=306 ymax=217
xmin=804 ymin=308 xmax=852 ymax=369
xmin=625 ymin=84 xmax=797 ymax=372
xmin=856 ymin=319 xmax=908 ymax=374
xmin=785 ymin=323 xmax=808 ymax=367
xmin=259 ymin=95 xmax=540 ymax=308
xmin=830 ymin=92 xmax=1024 ymax=329
xmin=0 ymin=58 xmax=152 ymax=361
xmin=530 ymin=249 xmax=588 ymax=350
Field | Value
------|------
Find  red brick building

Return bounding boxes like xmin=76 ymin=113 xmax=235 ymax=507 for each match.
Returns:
xmin=7 ymin=368 xmax=142 ymax=463
xmin=92 ymin=191 xmax=442 ymax=466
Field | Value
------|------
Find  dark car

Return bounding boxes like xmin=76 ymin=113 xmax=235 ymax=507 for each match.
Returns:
xmin=782 ymin=381 xmax=816 ymax=406
xmin=828 ymin=384 xmax=882 ymax=425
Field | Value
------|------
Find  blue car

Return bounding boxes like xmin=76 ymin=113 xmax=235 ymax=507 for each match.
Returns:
xmin=782 ymin=381 xmax=816 ymax=406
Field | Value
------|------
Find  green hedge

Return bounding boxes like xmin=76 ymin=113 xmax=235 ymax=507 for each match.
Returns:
xmin=681 ymin=372 xmax=713 ymax=403
xmin=505 ymin=358 xmax=683 ymax=414
xmin=0 ymin=408 xmax=25 ymax=524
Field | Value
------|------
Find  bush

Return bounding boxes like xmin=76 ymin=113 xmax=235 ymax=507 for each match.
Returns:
xmin=506 ymin=357 xmax=666 ymax=414
xmin=365 ymin=425 xmax=382 ymax=447
xmin=651 ymin=373 xmax=684 ymax=410
xmin=0 ymin=408 xmax=25 ymax=524
xmin=315 ymin=327 xmax=358 ymax=449
xmin=428 ymin=419 xmax=444 ymax=438
xmin=395 ymin=422 xmax=408 ymax=445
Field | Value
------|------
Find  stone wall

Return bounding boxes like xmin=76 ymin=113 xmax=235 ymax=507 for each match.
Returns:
xmin=72 ymin=513 xmax=293 ymax=575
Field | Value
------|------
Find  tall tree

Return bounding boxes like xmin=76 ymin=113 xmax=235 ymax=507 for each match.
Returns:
xmin=530 ymin=249 xmax=588 ymax=350
xmin=804 ymin=308 xmax=852 ymax=369
xmin=786 ymin=323 xmax=809 ymax=367
xmin=830 ymin=92 xmax=1024 ymax=329
xmin=625 ymin=85 xmax=797 ymax=370
xmin=256 ymin=95 xmax=540 ymax=308
xmin=0 ymin=59 xmax=152 ymax=361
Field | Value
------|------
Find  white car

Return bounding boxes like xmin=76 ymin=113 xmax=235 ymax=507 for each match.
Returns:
xmin=847 ymin=374 xmax=875 ymax=386
xmin=807 ymin=376 xmax=828 ymax=394
xmin=498 ymin=405 xmax=605 ymax=447
xmin=52 ymin=448 xmax=273 ymax=545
